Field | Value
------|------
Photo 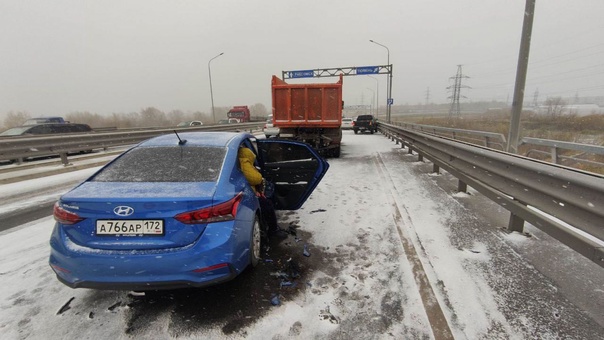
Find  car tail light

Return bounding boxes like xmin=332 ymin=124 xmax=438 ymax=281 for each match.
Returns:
xmin=53 ymin=202 xmax=85 ymax=225
xmin=174 ymin=193 xmax=243 ymax=224
xmin=352 ymin=121 xmax=355 ymax=126
xmin=263 ymin=124 xmax=267 ymax=129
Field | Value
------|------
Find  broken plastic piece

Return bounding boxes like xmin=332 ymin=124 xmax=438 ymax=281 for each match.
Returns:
xmin=270 ymin=295 xmax=281 ymax=306
xmin=303 ymin=244 xmax=311 ymax=257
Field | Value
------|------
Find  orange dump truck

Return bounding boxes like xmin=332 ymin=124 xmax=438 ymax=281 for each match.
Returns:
xmin=271 ymin=74 xmax=343 ymax=157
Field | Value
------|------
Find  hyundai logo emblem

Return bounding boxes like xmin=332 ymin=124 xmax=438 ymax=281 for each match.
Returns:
xmin=113 ymin=206 xmax=134 ymax=216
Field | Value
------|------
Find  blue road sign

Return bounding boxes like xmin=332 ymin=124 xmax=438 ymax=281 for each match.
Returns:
xmin=387 ymin=98 xmax=394 ymax=105
xmin=289 ymin=70 xmax=314 ymax=78
xmin=357 ymin=66 xmax=379 ymax=75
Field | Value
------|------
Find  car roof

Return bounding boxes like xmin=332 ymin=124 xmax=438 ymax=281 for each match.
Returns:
xmin=139 ymin=131 xmax=253 ymax=148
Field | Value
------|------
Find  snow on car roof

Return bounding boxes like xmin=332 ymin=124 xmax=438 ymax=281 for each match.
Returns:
xmin=139 ymin=131 xmax=252 ymax=147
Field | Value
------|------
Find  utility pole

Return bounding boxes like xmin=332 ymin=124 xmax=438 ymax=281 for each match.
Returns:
xmin=425 ymin=87 xmax=430 ymax=106
xmin=507 ymin=0 xmax=536 ymax=153
xmin=425 ymin=87 xmax=431 ymax=113
xmin=447 ymin=65 xmax=470 ymax=118
xmin=532 ymin=88 xmax=539 ymax=109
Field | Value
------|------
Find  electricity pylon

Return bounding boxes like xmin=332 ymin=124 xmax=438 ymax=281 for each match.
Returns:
xmin=447 ymin=65 xmax=470 ymax=117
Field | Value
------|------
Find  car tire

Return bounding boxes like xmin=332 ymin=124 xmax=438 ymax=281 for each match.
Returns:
xmin=250 ymin=215 xmax=262 ymax=267
xmin=354 ymin=129 xmax=358 ymax=134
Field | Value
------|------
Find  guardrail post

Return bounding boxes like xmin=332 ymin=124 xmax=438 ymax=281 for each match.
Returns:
xmin=432 ymin=164 xmax=440 ymax=174
xmin=59 ymin=153 xmax=71 ymax=166
xmin=551 ymin=147 xmax=560 ymax=164
xmin=457 ymin=180 xmax=467 ymax=193
xmin=507 ymin=213 xmax=525 ymax=233
xmin=485 ymin=136 xmax=490 ymax=148
xmin=408 ymin=147 xmax=413 ymax=155
xmin=418 ymin=154 xmax=424 ymax=162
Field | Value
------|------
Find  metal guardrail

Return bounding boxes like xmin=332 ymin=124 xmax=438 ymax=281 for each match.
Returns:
xmin=520 ymin=137 xmax=604 ymax=168
xmin=394 ymin=122 xmax=508 ymax=150
xmin=0 ymin=123 xmax=263 ymax=165
xmin=379 ymin=122 xmax=604 ymax=268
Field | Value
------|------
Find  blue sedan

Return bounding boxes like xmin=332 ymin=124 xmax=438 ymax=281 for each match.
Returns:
xmin=49 ymin=132 xmax=329 ymax=290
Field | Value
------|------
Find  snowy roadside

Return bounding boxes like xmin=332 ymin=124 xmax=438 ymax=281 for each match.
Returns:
xmin=0 ymin=131 xmax=602 ymax=339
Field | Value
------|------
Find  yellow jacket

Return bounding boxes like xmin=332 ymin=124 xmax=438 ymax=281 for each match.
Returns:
xmin=238 ymin=147 xmax=263 ymax=193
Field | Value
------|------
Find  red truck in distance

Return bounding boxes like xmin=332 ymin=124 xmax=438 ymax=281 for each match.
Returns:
xmin=227 ymin=106 xmax=251 ymax=123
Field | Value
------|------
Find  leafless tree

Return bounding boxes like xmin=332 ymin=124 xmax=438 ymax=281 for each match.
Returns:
xmin=544 ymin=96 xmax=566 ymax=118
xmin=250 ymin=103 xmax=268 ymax=119
xmin=139 ymin=107 xmax=168 ymax=127
xmin=3 ymin=111 xmax=31 ymax=128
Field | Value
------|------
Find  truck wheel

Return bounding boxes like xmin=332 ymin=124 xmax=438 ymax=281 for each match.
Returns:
xmin=354 ymin=129 xmax=358 ymax=134
xmin=333 ymin=146 xmax=340 ymax=158
xmin=370 ymin=129 xmax=375 ymax=134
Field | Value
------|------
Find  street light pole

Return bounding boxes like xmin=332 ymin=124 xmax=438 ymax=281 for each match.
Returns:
xmin=368 ymin=75 xmax=379 ymax=118
xmin=208 ymin=52 xmax=224 ymax=124
xmin=369 ymin=39 xmax=392 ymax=123
xmin=366 ymin=88 xmax=375 ymax=116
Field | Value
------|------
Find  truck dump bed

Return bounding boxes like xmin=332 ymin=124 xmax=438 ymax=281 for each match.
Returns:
xmin=271 ymin=75 xmax=343 ymax=128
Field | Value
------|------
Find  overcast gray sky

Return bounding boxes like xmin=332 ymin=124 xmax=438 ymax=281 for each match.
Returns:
xmin=1 ymin=0 xmax=603 ymax=117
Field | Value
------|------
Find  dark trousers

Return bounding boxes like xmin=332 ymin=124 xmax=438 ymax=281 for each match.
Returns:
xmin=258 ymin=196 xmax=279 ymax=233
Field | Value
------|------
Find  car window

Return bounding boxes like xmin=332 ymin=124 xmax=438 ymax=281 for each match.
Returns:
xmin=51 ymin=125 xmax=69 ymax=133
xmin=29 ymin=125 xmax=52 ymax=134
xmin=258 ymin=141 xmax=315 ymax=164
xmin=91 ymin=146 xmax=226 ymax=182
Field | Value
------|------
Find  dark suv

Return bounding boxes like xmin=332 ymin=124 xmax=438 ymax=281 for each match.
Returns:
xmin=353 ymin=115 xmax=378 ymax=134
xmin=0 ymin=123 xmax=93 ymax=137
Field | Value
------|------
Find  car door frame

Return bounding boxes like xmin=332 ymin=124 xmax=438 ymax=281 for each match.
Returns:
xmin=249 ymin=139 xmax=329 ymax=210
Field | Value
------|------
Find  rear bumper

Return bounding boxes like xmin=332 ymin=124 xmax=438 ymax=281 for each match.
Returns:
xmin=263 ymin=127 xmax=280 ymax=137
xmin=49 ymin=220 xmax=252 ymax=291
xmin=53 ymin=265 xmax=237 ymax=291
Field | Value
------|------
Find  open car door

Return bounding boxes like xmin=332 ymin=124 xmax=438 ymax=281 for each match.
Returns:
xmin=256 ymin=140 xmax=329 ymax=210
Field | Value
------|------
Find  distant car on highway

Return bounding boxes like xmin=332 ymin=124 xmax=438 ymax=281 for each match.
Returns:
xmin=22 ymin=117 xmax=68 ymax=126
xmin=0 ymin=123 xmax=93 ymax=137
xmin=341 ymin=117 xmax=354 ymax=130
xmin=263 ymin=114 xmax=279 ymax=138
xmin=353 ymin=114 xmax=378 ymax=134
xmin=49 ymin=131 xmax=330 ymax=291
xmin=177 ymin=121 xmax=203 ymax=127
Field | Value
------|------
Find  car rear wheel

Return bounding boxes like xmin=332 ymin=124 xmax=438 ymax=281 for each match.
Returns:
xmin=250 ymin=216 xmax=261 ymax=267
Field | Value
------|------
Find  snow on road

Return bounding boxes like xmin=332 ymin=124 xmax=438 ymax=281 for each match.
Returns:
xmin=0 ymin=131 xmax=602 ymax=339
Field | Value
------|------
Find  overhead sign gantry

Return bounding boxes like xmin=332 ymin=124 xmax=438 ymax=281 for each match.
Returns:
xmin=281 ymin=65 xmax=393 ymax=122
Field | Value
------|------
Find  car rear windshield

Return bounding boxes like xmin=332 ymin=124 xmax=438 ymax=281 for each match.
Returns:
xmin=92 ymin=146 xmax=226 ymax=182
xmin=357 ymin=115 xmax=373 ymax=120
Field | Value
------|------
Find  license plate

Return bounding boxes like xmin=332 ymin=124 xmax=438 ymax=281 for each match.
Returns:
xmin=96 ymin=220 xmax=164 ymax=235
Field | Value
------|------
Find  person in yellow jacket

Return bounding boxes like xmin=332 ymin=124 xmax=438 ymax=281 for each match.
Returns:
xmin=238 ymin=147 xmax=279 ymax=233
